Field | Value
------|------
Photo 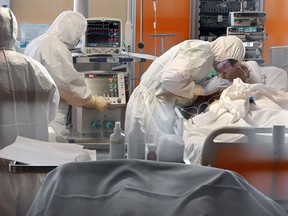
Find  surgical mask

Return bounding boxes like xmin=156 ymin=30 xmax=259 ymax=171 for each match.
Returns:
xmin=214 ymin=59 xmax=234 ymax=73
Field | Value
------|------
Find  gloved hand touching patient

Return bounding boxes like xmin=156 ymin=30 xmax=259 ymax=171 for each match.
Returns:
xmin=203 ymin=78 xmax=231 ymax=96
xmin=83 ymin=95 xmax=110 ymax=112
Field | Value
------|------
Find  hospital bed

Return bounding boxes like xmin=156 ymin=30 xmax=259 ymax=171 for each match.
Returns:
xmin=270 ymin=46 xmax=288 ymax=74
xmin=201 ymin=126 xmax=288 ymax=200
xmin=180 ymin=64 xmax=288 ymax=165
xmin=175 ymin=64 xmax=288 ymax=210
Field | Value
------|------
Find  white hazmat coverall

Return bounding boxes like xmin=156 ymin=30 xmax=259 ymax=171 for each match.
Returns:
xmin=0 ymin=7 xmax=59 ymax=148
xmin=125 ymin=36 xmax=245 ymax=143
xmin=24 ymin=11 xmax=109 ymax=139
xmin=0 ymin=7 xmax=59 ymax=216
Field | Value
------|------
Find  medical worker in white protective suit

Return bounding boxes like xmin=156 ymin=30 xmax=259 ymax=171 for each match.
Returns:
xmin=125 ymin=36 xmax=245 ymax=143
xmin=0 ymin=7 xmax=59 ymax=147
xmin=25 ymin=11 xmax=110 ymax=141
xmin=0 ymin=7 xmax=59 ymax=216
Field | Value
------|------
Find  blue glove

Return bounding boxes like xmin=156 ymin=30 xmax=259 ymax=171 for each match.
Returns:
xmin=203 ymin=78 xmax=231 ymax=95
xmin=195 ymin=77 xmax=210 ymax=85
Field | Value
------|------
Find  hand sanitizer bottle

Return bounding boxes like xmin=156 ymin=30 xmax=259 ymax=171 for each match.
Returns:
xmin=127 ymin=118 xmax=146 ymax=159
xmin=109 ymin=122 xmax=125 ymax=159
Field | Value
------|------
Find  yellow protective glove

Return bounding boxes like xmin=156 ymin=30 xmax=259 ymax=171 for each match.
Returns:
xmin=83 ymin=96 xmax=110 ymax=112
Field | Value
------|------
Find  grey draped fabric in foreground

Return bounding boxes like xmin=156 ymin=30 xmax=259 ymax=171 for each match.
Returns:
xmin=28 ymin=160 xmax=287 ymax=216
xmin=0 ymin=159 xmax=45 ymax=216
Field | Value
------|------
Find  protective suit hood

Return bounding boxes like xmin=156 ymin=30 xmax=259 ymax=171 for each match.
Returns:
xmin=0 ymin=7 xmax=17 ymax=49
xmin=211 ymin=36 xmax=245 ymax=64
xmin=47 ymin=11 xmax=87 ymax=50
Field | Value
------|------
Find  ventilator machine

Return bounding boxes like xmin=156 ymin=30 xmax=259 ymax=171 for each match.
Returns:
xmin=70 ymin=17 xmax=130 ymax=144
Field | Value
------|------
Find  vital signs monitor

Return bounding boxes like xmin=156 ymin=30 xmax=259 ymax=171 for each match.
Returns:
xmin=81 ymin=17 xmax=122 ymax=56
xmin=84 ymin=71 xmax=126 ymax=106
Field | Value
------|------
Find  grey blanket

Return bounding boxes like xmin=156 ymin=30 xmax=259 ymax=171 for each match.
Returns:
xmin=27 ymin=159 xmax=287 ymax=216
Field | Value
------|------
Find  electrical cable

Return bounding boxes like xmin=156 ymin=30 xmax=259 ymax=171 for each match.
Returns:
xmin=177 ymin=92 xmax=222 ymax=119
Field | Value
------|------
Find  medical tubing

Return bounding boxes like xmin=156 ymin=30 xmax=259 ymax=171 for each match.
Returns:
xmin=98 ymin=126 xmax=104 ymax=144
xmin=153 ymin=0 xmax=157 ymax=55
xmin=179 ymin=92 xmax=221 ymax=116
xmin=178 ymin=101 xmax=209 ymax=117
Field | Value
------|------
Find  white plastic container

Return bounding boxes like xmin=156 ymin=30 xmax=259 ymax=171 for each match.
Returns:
xmin=157 ymin=134 xmax=184 ymax=163
xmin=127 ymin=118 xmax=146 ymax=159
xmin=109 ymin=121 xmax=125 ymax=159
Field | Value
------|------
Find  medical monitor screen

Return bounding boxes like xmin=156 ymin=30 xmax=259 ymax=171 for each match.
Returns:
xmin=86 ymin=19 xmax=121 ymax=48
xmin=85 ymin=73 xmax=120 ymax=97
xmin=84 ymin=72 xmax=126 ymax=105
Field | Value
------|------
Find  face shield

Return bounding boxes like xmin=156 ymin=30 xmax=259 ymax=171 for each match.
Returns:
xmin=218 ymin=62 xmax=250 ymax=82
xmin=214 ymin=59 xmax=239 ymax=73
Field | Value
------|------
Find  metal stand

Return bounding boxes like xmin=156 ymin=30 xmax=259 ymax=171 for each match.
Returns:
xmin=150 ymin=34 xmax=176 ymax=54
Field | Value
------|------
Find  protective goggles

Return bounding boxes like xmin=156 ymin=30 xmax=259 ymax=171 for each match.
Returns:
xmin=214 ymin=59 xmax=239 ymax=73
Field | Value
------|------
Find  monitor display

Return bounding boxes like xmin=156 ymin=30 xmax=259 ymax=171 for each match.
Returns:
xmin=85 ymin=73 xmax=119 ymax=97
xmin=86 ymin=20 xmax=121 ymax=48
xmin=84 ymin=72 xmax=126 ymax=105
xmin=81 ymin=18 xmax=122 ymax=56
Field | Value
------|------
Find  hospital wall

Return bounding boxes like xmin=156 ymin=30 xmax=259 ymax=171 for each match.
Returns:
xmin=263 ymin=1 xmax=288 ymax=65
xmin=134 ymin=1 xmax=288 ymax=67
xmin=133 ymin=0 xmax=191 ymax=86
xmin=10 ymin=0 xmax=127 ymax=36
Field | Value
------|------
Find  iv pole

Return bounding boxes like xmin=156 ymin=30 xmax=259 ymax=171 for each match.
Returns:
xmin=138 ymin=0 xmax=145 ymax=78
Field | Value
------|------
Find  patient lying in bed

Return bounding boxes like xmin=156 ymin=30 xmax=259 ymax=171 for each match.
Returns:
xmin=179 ymin=60 xmax=288 ymax=120
xmin=182 ymin=61 xmax=288 ymax=165
xmin=226 ymin=60 xmax=288 ymax=91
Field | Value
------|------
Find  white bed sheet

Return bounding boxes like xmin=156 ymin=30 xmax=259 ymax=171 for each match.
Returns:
xmin=183 ymin=78 xmax=288 ymax=164
xmin=260 ymin=66 xmax=288 ymax=91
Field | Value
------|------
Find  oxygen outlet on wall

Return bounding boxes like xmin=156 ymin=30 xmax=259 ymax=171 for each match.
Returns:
xmin=103 ymin=120 xmax=114 ymax=130
xmin=91 ymin=120 xmax=101 ymax=129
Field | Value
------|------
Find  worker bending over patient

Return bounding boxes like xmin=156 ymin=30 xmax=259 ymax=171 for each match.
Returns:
xmin=125 ymin=36 xmax=245 ymax=143
xmin=25 ymin=11 xmax=110 ymax=141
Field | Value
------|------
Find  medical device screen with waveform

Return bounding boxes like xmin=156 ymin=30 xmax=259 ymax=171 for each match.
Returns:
xmin=85 ymin=73 xmax=118 ymax=97
xmin=84 ymin=72 xmax=126 ymax=105
xmin=81 ymin=18 xmax=122 ymax=55
xmin=86 ymin=19 xmax=121 ymax=48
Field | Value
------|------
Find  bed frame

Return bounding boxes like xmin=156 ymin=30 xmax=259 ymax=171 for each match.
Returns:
xmin=201 ymin=126 xmax=288 ymax=201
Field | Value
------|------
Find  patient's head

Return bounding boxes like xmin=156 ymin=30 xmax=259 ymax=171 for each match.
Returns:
xmin=218 ymin=63 xmax=250 ymax=82
xmin=217 ymin=60 xmax=265 ymax=84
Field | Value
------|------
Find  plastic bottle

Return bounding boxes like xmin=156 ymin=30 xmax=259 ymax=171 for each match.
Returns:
xmin=109 ymin=121 xmax=125 ymax=159
xmin=127 ymin=118 xmax=146 ymax=159
xmin=147 ymin=144 xmax=157 ymax=161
